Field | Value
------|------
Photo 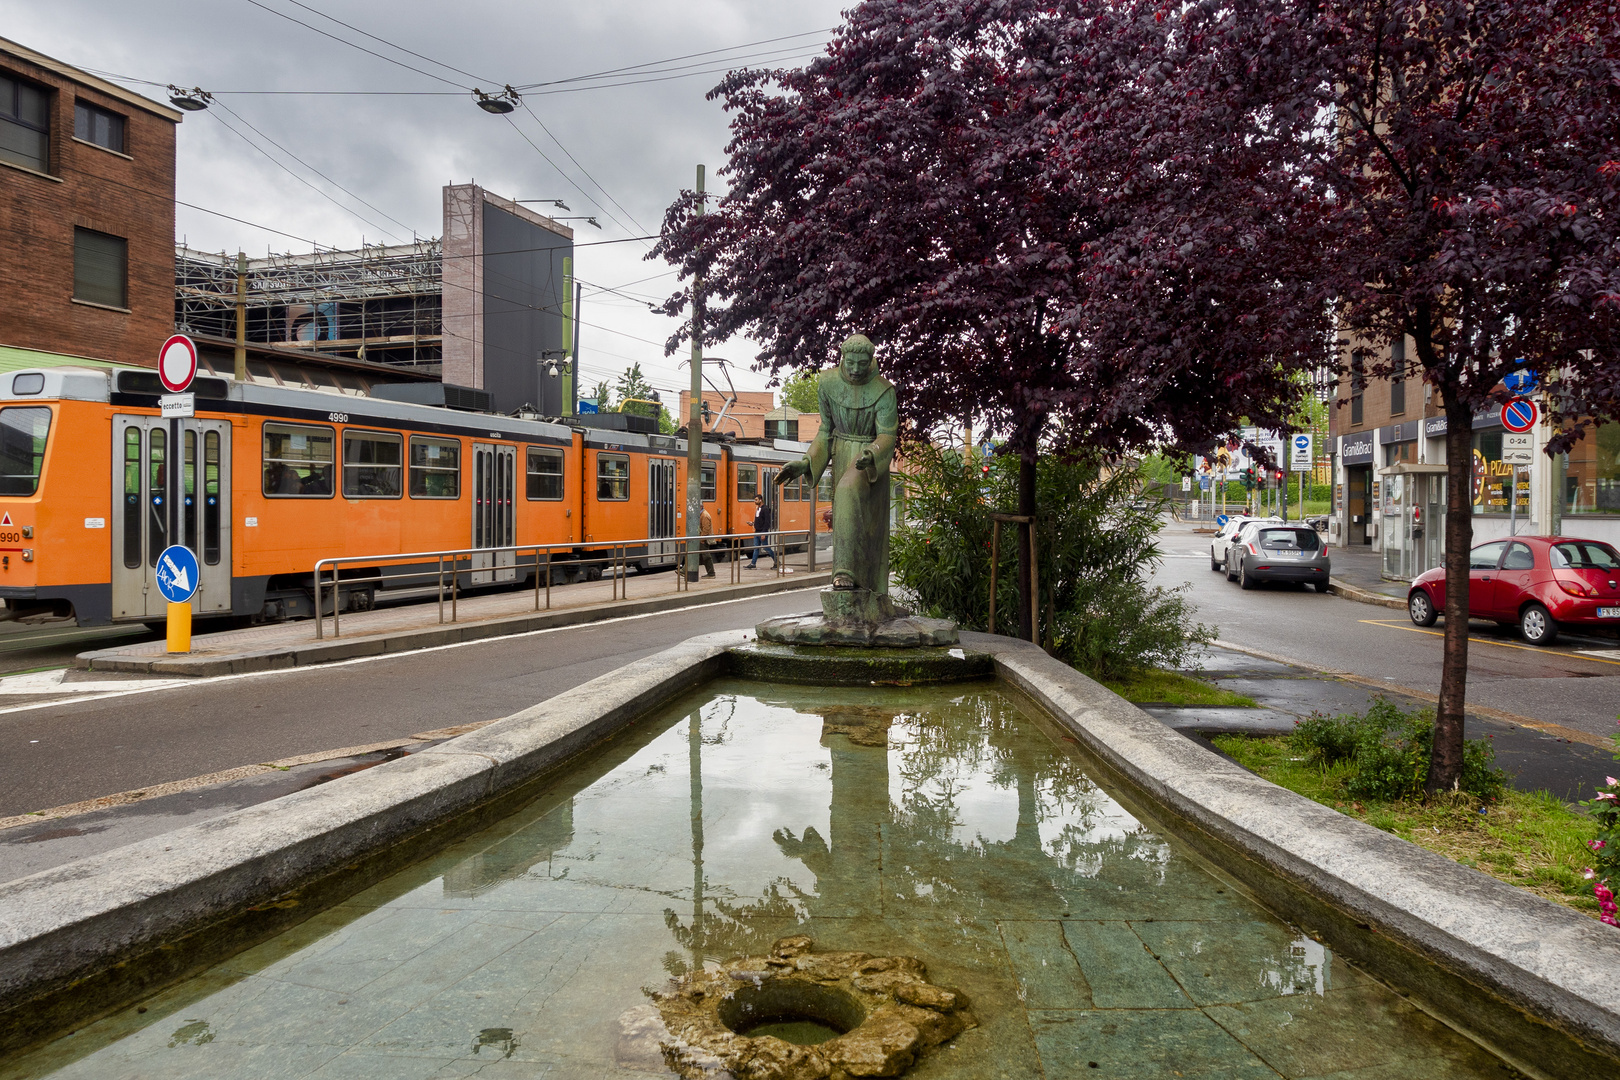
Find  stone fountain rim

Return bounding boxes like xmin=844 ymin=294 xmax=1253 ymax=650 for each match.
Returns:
xmin=0 ymin=629 xmax=1612 ymax=1078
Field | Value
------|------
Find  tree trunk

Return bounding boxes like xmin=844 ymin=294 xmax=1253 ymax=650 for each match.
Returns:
xmin=1427 ymin=397 xmax=1475 ymax=795
xmin=1016 ymin=454 xmax=1037 ymax=641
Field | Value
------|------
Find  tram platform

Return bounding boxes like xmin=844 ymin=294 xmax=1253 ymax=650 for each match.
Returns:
xmin=76 ymin=554 xmax=830 ymax=677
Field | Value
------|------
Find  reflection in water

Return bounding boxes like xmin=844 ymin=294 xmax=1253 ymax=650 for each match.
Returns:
xmin=8 ymin=682 xmax=1513 ymax=1080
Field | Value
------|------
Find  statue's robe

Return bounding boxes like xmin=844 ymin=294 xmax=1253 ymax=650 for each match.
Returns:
xmin=806 ymin=368 xmax=899 ymax=594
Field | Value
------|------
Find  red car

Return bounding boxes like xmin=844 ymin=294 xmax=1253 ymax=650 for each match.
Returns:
xmin=1407 ymin=535 xmax=1620 ymax=645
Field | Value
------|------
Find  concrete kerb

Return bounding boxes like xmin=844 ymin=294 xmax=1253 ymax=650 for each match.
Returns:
xmin=3 ymin=627 xmax=1617 ymax=1077
xmin=1328 ymin=577 xmax=1408 ymax=610
xmin=972 ymin=632 xmax=1620 ymax=1079
xmin=74 ymin=573 xmax=831 ymax=676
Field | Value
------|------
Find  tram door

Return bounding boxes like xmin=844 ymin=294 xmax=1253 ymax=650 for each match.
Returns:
xmin=110 ymin=416 xmax=232 ymax=619
xmin=647 ymin=457 xmax=678 ymax=566
xmin=471 ymin=443 xmax=516 ymax=584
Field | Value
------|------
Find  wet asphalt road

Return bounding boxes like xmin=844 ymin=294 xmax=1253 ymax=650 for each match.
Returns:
xmin=1151 ymin=519 xmax=1620 ymax=740
xmin=0 ymin=589 xmax=821 ymax=819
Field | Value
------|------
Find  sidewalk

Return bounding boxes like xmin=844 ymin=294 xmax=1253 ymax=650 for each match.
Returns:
xmin=78 ymin=555 xmax=830 ymax=677
xmin=1326 ymin=539 xmax=1409 ymax=608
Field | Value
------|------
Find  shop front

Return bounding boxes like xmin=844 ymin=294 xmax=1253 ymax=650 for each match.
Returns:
xmin=1337 ymin=433 xmax=1375 ymax=547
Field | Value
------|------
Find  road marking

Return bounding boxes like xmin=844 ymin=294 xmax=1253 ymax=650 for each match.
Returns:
xmin=0 ymin=670 xmax=187 ymax=695
xmin=1355 ymin=619 xmax=1620 ymax=667
xmin=0 ymin=586 xmax=824 ymax=719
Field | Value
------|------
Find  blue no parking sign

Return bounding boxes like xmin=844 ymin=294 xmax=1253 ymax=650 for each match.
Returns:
xmin=155 ymin=545 xmax=200 ymax=605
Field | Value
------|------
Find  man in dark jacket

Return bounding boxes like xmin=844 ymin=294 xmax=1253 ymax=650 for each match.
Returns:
xmin=745 ymin=494 xmax=777 ymax=569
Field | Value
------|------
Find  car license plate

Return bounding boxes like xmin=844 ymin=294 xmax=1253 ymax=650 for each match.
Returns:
xmin=1599 ymin=607 xmax=1620 ymax=619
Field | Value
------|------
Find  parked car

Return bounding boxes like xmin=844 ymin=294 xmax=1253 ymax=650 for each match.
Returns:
xmin=1406 ymin=536 xmax=1620 ymax=645
xmin=1225 ymin=522 xmax=1332 ymax=590
xmin=1209 ymin=515 xmax=1281 ymax=571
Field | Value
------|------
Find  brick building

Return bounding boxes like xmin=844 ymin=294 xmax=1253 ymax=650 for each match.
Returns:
xmin=677 ymin=389 xmax=822 ymax=443
xmin=0 ymin=36 xmax=180 ymax=367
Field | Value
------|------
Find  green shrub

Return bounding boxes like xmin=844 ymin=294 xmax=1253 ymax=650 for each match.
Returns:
xmin=891 ymin=445 xmax=1212 ymax=682
xmin=1288 ymin=698 xmax=1505 ymax=802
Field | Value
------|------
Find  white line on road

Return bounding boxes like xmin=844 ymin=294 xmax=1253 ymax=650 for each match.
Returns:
xmin=0 ymin=587 xmax=823 ymax=720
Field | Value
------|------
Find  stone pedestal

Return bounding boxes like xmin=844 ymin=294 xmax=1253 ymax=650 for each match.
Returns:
xmin=756 ymin=589 xmax=959 ymax=647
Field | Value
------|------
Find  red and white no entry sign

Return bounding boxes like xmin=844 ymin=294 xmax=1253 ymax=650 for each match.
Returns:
xmin=1501 ymin=398 xmax=1538 ymax=433
xmin=158 ymin=334 xmax=198 ymax=393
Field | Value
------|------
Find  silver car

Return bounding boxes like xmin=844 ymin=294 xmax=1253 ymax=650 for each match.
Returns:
xmin=1209 ymin=515 xmax=1281 ymax=570
xmin=1225 ymin=523 xmax=1332 ymax=591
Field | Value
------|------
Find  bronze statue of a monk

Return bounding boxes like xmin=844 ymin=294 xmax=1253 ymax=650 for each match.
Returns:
xmin=775 ymin=334 xmax=899 ymax=594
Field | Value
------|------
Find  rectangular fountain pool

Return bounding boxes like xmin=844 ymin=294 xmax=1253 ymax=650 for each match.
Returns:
xmin=5 ymin=680 xmax=1516 ymax=1079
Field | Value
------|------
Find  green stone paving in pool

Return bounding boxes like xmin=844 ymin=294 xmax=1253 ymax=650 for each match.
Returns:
xmin=3 ymin=680 xmax=1520 ymax=1079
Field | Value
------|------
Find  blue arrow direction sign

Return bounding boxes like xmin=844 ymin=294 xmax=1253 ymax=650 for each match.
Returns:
xmin=155 ymin=545 xmax=200 ymax=604
xmin=1502 ymin=367 xmax=1539 ymax=395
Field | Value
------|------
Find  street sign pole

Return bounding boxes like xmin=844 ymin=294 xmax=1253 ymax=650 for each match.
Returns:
xmin=158 ymin=335 xmax=199 ymax=651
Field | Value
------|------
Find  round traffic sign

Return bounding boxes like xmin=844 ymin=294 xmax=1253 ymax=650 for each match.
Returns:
xmin=1501 ymin=398 xmax=1538 ymax=433
xmin=1293 ymin=434 xmax=1310 ymax=450
xmin=1503 ymin=368 xmax=1539 ymax=395
xmin=158 ymin=334 xmax=198 ymax=393
xmin=155 ymin=544 xmax=200 ymax=604
xmin=1215 ymin=514 xmax=1229 ymax=527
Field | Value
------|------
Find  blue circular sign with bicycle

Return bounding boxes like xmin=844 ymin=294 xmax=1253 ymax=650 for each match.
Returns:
xmin=155 ymin=544 xmax=200 ymax=604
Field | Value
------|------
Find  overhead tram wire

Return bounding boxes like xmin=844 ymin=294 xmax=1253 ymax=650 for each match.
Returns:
xmin=211 ymin=99 xmax=416 ymax=237
xmin=511 ymin=28 xmax=835 ymax=91
xmin=521 ymin=103 xmax=650 ymax=238
xmin=281 ymin=0 xmax=497 ymax=86
xmin=240 ymin=0 xmax=474 ymax=90
xmin=500 ymin=114 xmax=640 ymax=240
xmin=204 ymin=110 xmax=404 ymax=242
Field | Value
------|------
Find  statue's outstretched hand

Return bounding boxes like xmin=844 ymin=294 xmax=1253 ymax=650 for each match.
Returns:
xmin=854 ymin=450 xmax=876 ymax=477
xmin=776 ymin=459 xmax=808 ymax=485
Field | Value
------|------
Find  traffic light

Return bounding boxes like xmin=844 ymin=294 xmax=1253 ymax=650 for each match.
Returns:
xmin=1240 ymin=467 xmax=1257 ymax=492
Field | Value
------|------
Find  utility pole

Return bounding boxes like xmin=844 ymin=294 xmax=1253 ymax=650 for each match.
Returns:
xmin=234 ymin=251 xmax=247 ymax=381
xmin=684 ymin=165 xmax=706 ymax=583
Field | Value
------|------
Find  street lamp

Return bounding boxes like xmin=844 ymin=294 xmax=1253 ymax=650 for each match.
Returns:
xmin=473 ymin=86 xmax=521 ymax=114
xmin=555 ymin=216 xmax=602 ymax=230
xmin=518 ymin=199 xmax=571 ymax=212
xmin=168 ymin=86 xmax=212 ymax=111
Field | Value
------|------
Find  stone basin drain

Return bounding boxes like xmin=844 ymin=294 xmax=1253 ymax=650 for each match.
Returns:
xmin=618 ymin=935 xmax=976 ymax=1078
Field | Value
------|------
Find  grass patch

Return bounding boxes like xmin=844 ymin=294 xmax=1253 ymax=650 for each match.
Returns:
xmin=1103 ymin=669 xmax=1255 ymax=707
xmin=1213 ymin=733 xmax=1603 ymax=917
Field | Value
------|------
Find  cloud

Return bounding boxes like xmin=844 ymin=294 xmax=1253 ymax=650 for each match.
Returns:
xmin=2 ymin=0 xmax=846 ymax=393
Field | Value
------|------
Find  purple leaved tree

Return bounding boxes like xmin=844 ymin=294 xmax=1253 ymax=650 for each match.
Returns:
xmin=1177 ymin=0 xmax=1620 ymax=793
xmin=653 ymin=0 xmax=1330 ymax=640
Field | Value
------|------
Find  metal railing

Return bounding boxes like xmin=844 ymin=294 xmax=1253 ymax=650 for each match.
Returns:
xmin=312 ymin=529 xmax=818 ymax=639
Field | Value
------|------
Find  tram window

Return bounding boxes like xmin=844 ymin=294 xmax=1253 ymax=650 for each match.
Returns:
xmin=122 ymin=427 xmax=140 ymax=568
xmin=11 ymin=373 xmax=44 ymax=395
xmin=409 ymin=436 xmax=460 ymax=498
xmin=262 ymin=422 xmax=335 ymax=498
xmin=0 ymin=407 xmax=52 ymax=496
xmin=203 ymin=431 xmax=221 ymax=564
xmin=700 ymin=463 xmax=716 ymax=502
xmin=148 ymin=427 xmax=166 ymax=562
xmin=527 ymin=447 xmax=564 ymax=500
xmin=737 ymin=464 xmax=758 ymax=501
xmin=597 ymin=454 xmax=630 ymax=501
xmin=343 ymin=430 xmax=403 ymax=498
xmin=818 ymin=473 xmax=832 ymax=502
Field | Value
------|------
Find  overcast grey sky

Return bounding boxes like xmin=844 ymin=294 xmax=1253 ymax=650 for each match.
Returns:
xmin=3 ymin=0 xmax=848 ymax=398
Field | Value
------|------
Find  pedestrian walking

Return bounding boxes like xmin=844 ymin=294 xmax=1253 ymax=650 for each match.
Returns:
xmin=698 ymin=506 xmax=716 ymax=577
xmin=745 ymin=494 xmax=777 ymax=569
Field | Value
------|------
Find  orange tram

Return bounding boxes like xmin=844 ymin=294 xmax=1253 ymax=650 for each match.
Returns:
xmin=0 ymin=366 xmax=818 ymax=626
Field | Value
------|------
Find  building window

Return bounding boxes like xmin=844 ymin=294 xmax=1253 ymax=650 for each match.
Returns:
xmin=409 ymin=435 xmax=460 ymax=498
xmin=0 ymin=74 xmax=49 ymax=173
xmin=736 ymin=464 xmax=758 ymax=502
xmin=700 ymin=463 xmax=716 ymax=502
xmin=1349 ymin=353 xmax=1366 ymax=426
xmin=597 ymin=453 xmax=629 ymax=500
xmin=73 ymin=228 xmax=128 ymax=308
xmin=527 ymin=446 xmax=564 ymax=500
xmin=1389 ymin=338 xmax=1406 ymax=415
xmin=1471 ymin=431 xmax=1526 ymax=516
xmin=1565 ymin=420 xmax=1620 ymax=515
xmin=342 ymin=430 xmax=402 ymax=498
xmin=73 ymin=101 xmax=124 ymax=153
xmin=262 ymin=422 xmax=334 ymax=497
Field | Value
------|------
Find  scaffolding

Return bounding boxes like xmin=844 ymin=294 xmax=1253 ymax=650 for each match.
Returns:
xmin=175 ymin=240 xmax=444 ymax=373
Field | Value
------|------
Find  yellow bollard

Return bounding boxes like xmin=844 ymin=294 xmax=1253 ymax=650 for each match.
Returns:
xmin=166 ymin=600 xmax=192 ymax=653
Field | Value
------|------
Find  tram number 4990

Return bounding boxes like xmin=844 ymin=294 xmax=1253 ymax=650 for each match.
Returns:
xmin=0 ymin=531 xmax=18 ymax=543
xmin=327 ymin=412 xmax=350 ymax=424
